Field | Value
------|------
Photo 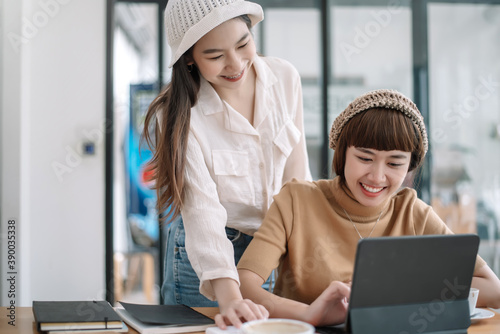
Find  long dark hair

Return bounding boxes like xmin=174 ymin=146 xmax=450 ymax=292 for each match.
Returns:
xmin=142 ymin=52 xmax=200 ymax=222
xmin=142 ymin=15 xmax=252 ymax=222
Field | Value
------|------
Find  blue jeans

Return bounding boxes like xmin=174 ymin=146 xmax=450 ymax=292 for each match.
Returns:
xmin=162 ymin=216 xmax=259 ymax=306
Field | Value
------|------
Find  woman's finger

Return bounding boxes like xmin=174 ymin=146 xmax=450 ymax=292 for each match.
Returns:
xmin=214 ymin=313 xmax=227 ymax=329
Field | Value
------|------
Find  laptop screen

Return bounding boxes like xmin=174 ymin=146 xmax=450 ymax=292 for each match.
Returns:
xmin=350 ymin=234 xmax=478 ymax=307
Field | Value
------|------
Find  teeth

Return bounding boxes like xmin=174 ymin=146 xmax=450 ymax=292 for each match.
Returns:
xmin=225 ymin=71 xmax=242 ymax=79
xmin=361 ymin=183 xmax=383 ymax=193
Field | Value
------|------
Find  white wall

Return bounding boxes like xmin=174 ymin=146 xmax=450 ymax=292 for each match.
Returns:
xmin=1 ymin=0 xmax=29 ymax=306
xmin=1 ymin=0 xmax=106 ymax=306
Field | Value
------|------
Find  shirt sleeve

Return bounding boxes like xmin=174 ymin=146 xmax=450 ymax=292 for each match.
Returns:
xmin=182 ymin=134 xmax=239 ymax=300
xmin=281 ymin=66 xmax=312 ymax=183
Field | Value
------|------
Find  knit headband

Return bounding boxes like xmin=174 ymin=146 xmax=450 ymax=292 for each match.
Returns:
xmin=329 ymin=89 xmax=428 ymax=153
xmin=165 ymin=0 xmax=264 ymax=67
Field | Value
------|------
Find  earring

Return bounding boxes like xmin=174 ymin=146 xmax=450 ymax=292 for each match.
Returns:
xmin=187 ymin=64 xmax=194 ymax=73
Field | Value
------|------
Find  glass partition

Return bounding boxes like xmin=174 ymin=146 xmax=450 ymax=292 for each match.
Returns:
xmin=106 ymin=0 xmax=500 ymax=304
xmin=428 ymin=3 xmax=500 ymax=273
xmin=261 ymin=6 xmax=323 ymax=178
xmin=113 ymin=2 xmax=161 ymax=305
xmin=328 ymin=0 xmax=413 ymax=177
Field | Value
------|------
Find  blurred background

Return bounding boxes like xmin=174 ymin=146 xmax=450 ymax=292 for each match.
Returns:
xmin=1 ymin=0 xmax=499 ymax=306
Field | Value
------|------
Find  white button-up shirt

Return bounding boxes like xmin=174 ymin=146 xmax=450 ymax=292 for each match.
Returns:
xmin=181 ymin=56 xmax=312 ymax=299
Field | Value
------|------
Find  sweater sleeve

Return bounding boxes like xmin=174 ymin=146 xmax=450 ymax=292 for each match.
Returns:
xmin=182 ymin=135 xmax=239 ymax=300
xmin=237 ymin=183 xmax=294 ymax=280
xmin=412 ymin=196 xmax=487 ymax=272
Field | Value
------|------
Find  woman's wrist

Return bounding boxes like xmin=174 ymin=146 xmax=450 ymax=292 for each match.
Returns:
xmin=212 ymin=277 xmax=243 ymax=307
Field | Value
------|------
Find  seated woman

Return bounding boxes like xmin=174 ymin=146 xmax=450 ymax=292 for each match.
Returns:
xmin=237 ymin=89 xmax=500 ymax=327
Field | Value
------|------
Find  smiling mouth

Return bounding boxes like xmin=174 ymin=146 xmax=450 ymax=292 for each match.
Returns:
xmin=223 ymin=70 xmax=243 ymax=80
xmin=361 ymin=183 xmax=385 ymax=193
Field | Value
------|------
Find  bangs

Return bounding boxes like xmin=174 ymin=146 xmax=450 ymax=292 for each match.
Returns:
xmin=343 ymin=108 xmax=419 ymax=152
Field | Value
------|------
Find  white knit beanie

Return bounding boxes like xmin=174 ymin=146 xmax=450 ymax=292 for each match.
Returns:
xmin=165 ymin=0 xmax=264 ymax=67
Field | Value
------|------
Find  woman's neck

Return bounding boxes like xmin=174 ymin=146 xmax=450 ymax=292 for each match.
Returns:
xmin=332 ymin=177 xmax=391 ymax=221
xmin=215 ymin=65 xmax=257 ymax=126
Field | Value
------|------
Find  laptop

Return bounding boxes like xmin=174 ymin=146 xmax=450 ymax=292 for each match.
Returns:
xmin=318 ymin=234 xmax=479 ymax=334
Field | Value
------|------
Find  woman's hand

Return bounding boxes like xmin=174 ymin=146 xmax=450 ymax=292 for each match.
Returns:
xmin=239 ymin=269 xmax=350 ymax=327
xmin=472 ymin=264 xmax=500 ymax=308
xmin=214 ymin=298 xmax=269 ymax=329
xmin=302 ymin=281 xmax=351 ymax=327
xmin=211 ymin=277 xmax=269 ymax=329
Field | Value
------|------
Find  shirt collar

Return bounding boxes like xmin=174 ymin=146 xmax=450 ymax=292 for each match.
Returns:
xmin=195 ymin=55 xmax=278 ymax=118
xmin=196 ymin=77 xmax=225 ymax=116
xmin=253 ymin=55 xmax=278 ymax=89
xmin=253 ymin=56 xmax=278 ymax=128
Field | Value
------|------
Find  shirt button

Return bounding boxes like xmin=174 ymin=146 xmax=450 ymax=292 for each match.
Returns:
xmin=263 ymin=191 xmax=268 ymax=197
xmin=259 ymin=163 xmax=264 ymax=169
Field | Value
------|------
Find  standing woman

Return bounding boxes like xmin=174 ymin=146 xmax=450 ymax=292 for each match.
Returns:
xmin=142 ymin=0 xmax=312 ymax=328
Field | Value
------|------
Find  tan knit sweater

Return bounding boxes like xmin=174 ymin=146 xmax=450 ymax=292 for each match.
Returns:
xmin=237 ymin=177 xmax=486 ymax=305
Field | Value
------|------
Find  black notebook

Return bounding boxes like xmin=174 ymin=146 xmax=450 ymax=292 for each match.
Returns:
xmin=116 ymin=302 xmax=215 ymax=334
xmin=33 ymin=300 xmax=123 ymax=331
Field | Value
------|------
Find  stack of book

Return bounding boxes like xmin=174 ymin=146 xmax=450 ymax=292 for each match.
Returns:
xmin=32 ymin=300 xmax=127 ymax=333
